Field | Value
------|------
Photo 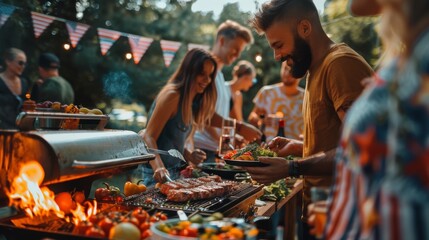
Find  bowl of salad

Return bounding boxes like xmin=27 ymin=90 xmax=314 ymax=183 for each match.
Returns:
xmin=151 ymin=213 xmax=258 ymax=240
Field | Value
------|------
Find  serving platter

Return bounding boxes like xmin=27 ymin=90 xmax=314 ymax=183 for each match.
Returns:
xmin=199 ymin=163 xmax=246 ymax=179
xmin=223 ymin=159 xmax=269 ymax=167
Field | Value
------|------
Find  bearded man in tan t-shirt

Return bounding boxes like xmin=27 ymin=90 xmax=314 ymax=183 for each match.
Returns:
xmin=243 ymin=0 xmax=374 ymax=239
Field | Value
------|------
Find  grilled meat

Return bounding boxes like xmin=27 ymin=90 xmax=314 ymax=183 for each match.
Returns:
xmin=159 ymin=176 xmax=235 ymax=202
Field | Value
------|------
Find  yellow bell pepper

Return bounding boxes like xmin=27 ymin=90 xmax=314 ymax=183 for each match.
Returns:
xmin=124 ymin=180 xmax=147 ymax=197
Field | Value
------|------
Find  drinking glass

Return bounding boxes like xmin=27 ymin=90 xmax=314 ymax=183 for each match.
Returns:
xmin=218 ymin=118 xmax=236 ymax=157
xmin=310 ymin=187 xmax=330 ymax=239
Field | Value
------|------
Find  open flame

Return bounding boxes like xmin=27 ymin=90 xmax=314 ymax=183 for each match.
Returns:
xmin=6 ymin=161 xmax=97 ymax=224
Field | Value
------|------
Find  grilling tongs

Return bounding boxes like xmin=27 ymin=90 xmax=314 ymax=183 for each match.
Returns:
xmin=147 ymin=148 xmax=187 ymax=164
xmin=146 ymin=147 xmax=187 ymax=182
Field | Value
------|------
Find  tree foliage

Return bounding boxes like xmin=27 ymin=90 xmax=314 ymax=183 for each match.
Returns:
xmin=0 ymin=0 xmax=380 ymax=131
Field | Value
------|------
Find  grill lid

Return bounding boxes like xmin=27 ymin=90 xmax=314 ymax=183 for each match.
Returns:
xmin=0 ymin=129 xmax=155 ymax=185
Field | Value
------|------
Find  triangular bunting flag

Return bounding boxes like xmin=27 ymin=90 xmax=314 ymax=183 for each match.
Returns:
xmin=160 ymin=40 xmax=181 ymax=67
xmin=31 ymin=12 xmax=56 ymax=38
xmin=65 ymin=21 xmax=90 ymax=48
xmin=97 ymin=28 xmax=122 ymax=55
xmin=0 ymin=3 xmax=15 ymax=28
xmin=128 ymin=34 xmax=153 ymax=64
xmin=188 ymin=43 xmax=210 ymax=51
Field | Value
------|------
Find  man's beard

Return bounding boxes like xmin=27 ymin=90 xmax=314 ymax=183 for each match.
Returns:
xmin=281 ymin=35 xmax=312 ymax=78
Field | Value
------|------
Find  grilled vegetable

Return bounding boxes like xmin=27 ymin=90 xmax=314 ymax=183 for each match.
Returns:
xmin=124 ymin=180 xmax=147 ymax=197
xmin=95 ymin=182 xmax=121 ymax=201
xmin=261 ymin=179 xmax=290 ymax=201
xmin=230 ymin=143 xmax=277 ymax=160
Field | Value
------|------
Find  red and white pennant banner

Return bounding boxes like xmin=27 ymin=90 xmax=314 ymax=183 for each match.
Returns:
xmin=97 ymin=28 xmax=122 ymax=55
xmin=65 ymin=21 xmax=90 ymax=48
xmin=160 ymin=40 xmax=181 ymax=67
xmin=0 ymin=3 xmax=15 ymax=28
xmin=128 ymin=34 xmax=153 ymax=64
xmin=31 ymin=12 xmax=56 ymax=38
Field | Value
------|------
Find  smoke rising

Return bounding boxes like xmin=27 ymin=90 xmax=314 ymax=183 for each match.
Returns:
xmin=102 ymin=71 xmax=132 ymax=102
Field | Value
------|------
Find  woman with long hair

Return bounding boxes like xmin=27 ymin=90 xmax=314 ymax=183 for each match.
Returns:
xmin=228 ymin=60 xmax=256 ymax=122
xmin=0 ymin=48 xmax=29 ymax=129
xmin=140 ymin=48 xmax=218 ymax=186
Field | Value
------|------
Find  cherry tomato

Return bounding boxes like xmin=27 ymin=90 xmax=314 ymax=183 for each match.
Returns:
xmin=122 ymin=216 xmax=140 ymax=228
xmin=159 ymin=213 xmax=168 ymax=221
xmin=73 ymin=191 xmax=86 ymax=204
xmin=141 ymin=229 xmax=152 ymax=239
xmin=74 ymin=221 xmax=93 ymax=235
xmin=149 ymin=216 xmax=158 ymax=222
xmin=98 ymin=216 xmax=115 ymax=236
xmin=55 ymin=192 xmax=73 ymax=214
xmin=85 ymin=226 xmax=106 ymax=238
xmin=139 ymin=222 xmax=150 ymax=232
xmin=132 ymin=208 xmax=149 ymax=223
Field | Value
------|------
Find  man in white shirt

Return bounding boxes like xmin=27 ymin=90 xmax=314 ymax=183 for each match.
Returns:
xmin=194 ymin=20 xmax=254 ymax=162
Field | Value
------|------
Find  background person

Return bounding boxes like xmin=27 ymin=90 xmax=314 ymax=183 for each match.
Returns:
xmin=227 ymin=60 xmax=257 ymax=122
xmin=194 ymin=20 xmax=255 ymax=163
xmin=0 ymin=48 xmax=30 ymax=129
xmin=243 ymin=0 xmax=374 ymax=239
xmin=248 ymin=61 xmax=304 ymax=142
xmin=31 ymin=52 xmax=74 ymax=104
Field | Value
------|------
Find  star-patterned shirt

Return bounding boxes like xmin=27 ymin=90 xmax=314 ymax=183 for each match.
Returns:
xmin=325 ymin=29 xmax=429 ymax=240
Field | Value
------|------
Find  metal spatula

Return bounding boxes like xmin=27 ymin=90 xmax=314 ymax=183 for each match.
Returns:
xmin=147 ymin=148 xmax=187 ymax=164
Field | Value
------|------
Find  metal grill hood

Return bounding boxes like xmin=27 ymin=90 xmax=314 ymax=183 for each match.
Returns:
xmin=0 ymin=130 xmax=155 ymax=186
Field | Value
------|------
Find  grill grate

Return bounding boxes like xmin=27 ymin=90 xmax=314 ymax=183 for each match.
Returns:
xmin=123 ymin=181 xmax=260 ymax=214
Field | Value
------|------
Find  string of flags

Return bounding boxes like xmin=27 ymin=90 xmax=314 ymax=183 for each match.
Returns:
xmin=0 ymin=3 xmax=210 ymax=67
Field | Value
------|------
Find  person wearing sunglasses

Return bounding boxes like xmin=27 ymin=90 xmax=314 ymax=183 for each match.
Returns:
xmin=0 ymin=47 xmax=30 ymax=129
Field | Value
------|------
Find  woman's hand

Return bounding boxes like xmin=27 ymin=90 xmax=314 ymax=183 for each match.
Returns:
xmin=153 ymin=167 xmax=170 ymax=183
xmin=187 ymin=149 xmax=206 ymax=165
xmin=268 ymin=137 xmax=303 ymax=157
xmin=236 ymin=122 xmax=262 ymax=142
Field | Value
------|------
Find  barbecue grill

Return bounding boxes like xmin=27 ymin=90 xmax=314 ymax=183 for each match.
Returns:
xmin=0 ymin=111 xmax=263 ymax=239
xmin=123 ymin=181 xmax=263 ymax=217
xmin=0 ymin=111 xmax=156 ymax=239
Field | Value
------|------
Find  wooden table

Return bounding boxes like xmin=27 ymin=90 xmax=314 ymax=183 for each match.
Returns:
xmin=256 ymin=179 xmax=303 ymax=240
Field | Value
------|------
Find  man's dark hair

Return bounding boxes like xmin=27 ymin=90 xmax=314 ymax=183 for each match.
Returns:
xmin=216 ymin=20 xmax=254 ymax=44
xmin=252 ymin=0 xmax=319 ymax=35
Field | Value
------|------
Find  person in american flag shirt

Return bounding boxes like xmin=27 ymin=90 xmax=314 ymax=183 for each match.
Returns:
xmin=321 ymin=0 xmax=429 ymax=239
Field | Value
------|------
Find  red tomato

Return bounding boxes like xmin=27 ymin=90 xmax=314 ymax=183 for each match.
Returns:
xmin=132 ymin=208 xmax=149 ymax=223
xmin=73 ymin=191 xmax=86 ymax=204
xmin=55 ymin=192 xmax=73 ymax=214
xmin=187 ymin=228 xmax=198 ymax=237
xmin=149 ymin=216 xmax=158 ymax=222
xmin=139 ymin=222 xmax=150 ymax=232
xmin=123 ymin=216 xmax=140 ymax=228
xmin=179 ymin=229 xmax=189 ymax=236
xmin=159 ymin=213 xmax=168 ymax=221
xmin=141 ymin=229 xmax=152 ymax=239
xmin=74 ymin=221 xmax=93 ymax=235
xmin=85 ymin=226 xmax=106 ymax=238
xmin=98 ymin=216 xmax=115 ymax=236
